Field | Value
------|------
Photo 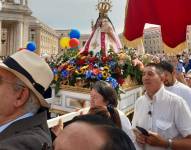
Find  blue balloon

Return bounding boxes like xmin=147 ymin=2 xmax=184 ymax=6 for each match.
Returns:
xmin=27 ymin=41 xmax=36 ymax=52
xmin=69 ymin=29 xmax=80 ymax=39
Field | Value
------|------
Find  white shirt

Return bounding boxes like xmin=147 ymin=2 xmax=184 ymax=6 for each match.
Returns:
xmin=118 ymin=110 xmax=135 ymax=141
xmin=132 ymin=86 xmax=191 ymax=150
xmin=165 ymin=80 xmax=191 ymax=110
xmin=118 ymin=109 xmax=140 ymax=149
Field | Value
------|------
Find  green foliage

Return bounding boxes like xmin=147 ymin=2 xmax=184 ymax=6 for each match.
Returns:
xmin=48 ymin=48 xmax=143 ymax=95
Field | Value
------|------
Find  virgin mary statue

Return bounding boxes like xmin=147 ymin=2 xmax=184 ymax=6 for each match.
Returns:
xmin=81 ymin=0 xmax=122 ymax=57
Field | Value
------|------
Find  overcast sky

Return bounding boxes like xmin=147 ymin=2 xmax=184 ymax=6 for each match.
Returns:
xmin=28 ymin=0 xmax=127 ymax=34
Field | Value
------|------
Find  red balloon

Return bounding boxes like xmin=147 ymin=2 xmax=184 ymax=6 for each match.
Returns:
xmin=69 ymin=38 xmax=80 ymax=48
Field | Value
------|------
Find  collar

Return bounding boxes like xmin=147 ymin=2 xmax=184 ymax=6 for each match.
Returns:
xmin=145 ymin=85 xmax=165 ymax=102
xmin=0 ymin=113 xmax=33 ymax=133
xmin=0 ymin=109 xmax=49 ymax=141
xmin=174 ymin=80 xmax=179 ymax=85
xmin=165 ymin=80 xmax=179 ymax=90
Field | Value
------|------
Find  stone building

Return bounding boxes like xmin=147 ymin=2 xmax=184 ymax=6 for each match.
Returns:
xmin=143 ymin=27 xmax=163 ymax=54
xmin=0 ymin=0 xmax=31 ymax=56
xmin=186 ymin=25 xmax=191 ymax=53
xmin=0 ymin=0 xmax=59 ymax=57
xmin=29 ymin=17 xmax=59 ymax=56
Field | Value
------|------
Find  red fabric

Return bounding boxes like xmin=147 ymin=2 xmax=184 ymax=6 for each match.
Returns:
xmin=124 ymin=0 xmax=191 ymax=48
xmin=83 ymin=29 xmax=96 ymax=54
xmin=101 ymin=32 xmax=106 ymax=57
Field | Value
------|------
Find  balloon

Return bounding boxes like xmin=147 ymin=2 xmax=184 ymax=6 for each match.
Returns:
xmin=69 ymin=29 xmax=80 ymax=39
xmin=60 ymin=37 xmax=70 ymax=49
xmin=69 ymin=38 xmax=80 ymax=48
xmin=26 ymin=41 xmax=36 ymax=52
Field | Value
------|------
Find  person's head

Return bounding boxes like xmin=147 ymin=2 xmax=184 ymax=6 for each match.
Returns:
xmin=95 ymin=14 xmax=115 ymax=30
xmin=53 ymin=115 xmax=135 ymax=150
xmin=88 ymin=106 xmax=122 ymax=128
xmin=184 ymin=56 xmax=189 ymax=64
xmin=169 ymin=56 xmax=178 ymax=68
xmin=185 ymin=70 xmax=191 ymax=88
xmin=0 ymin=50 xmax=53 ymax=125
xmin=142 ymin=63 xmax=164 ymax=97
xmin=159 ymin=61 xmax=176 ymax=86
xmin=98 ymin=126 xmax=136 ymax=150
xmin=88 ymin=106 xmax=111 ymax=120
xmin=152 ymin=56 xmax=160 ymax=64
xmin=90 ymin=80 xmax=118 ymax=108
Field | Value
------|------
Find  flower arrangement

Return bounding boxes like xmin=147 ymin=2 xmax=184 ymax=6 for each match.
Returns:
xmin=49 ymin=48 xmax=142 ymax=94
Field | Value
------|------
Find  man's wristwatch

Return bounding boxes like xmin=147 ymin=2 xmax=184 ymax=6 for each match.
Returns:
xmin=167 ymin=139 xmax=173 ymax=149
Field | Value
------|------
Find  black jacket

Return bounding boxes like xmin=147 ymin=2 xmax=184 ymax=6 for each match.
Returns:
xmin=0 ymin=109 xmax=52 ymax=150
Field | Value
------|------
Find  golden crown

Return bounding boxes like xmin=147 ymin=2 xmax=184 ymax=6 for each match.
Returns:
xmin=96 ymin=0 xmax=112 ymax=14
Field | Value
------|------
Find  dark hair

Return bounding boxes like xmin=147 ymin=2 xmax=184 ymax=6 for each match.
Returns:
xmin=159 ymin=61 xmax=174 ymax=73
xmin=89 ymin=106 xmax=122 ymax=128
xmin=88 ymin=106 xmax=111 ymax=120
xmin=91 ymin=81 xmax=121 ymax=128
xmin=65 ymin=115 xmax=135 ymax=150
xmin=99 ymin=126 xmax=136 ymax=150
xmin=91 ymin=80 xmax=118 ymax=107
xmin=145 ymin=63 xmax=164 ymax=75
xmin=65 ymin=114 xmax=116 ymax=128
xmin=94 ymin=13 xmax=115 ymax=31
xmin=176 ymin=54 xmax=181 ymax=60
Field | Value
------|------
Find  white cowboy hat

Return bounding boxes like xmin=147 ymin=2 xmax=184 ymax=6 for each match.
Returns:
xmin=0 ymin=50 xmax=54 ymax=107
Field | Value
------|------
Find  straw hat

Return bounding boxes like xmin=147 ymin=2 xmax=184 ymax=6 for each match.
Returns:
xmin=0 ymin=50 xmax=54 ymax=107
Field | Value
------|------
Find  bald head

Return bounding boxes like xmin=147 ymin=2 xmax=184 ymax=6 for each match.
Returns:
xmin=53 ymin=122 xmax=106 ymax=150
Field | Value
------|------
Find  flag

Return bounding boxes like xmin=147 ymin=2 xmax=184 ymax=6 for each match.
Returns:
xmin=124 ymin=0 xmax=191 ymax=54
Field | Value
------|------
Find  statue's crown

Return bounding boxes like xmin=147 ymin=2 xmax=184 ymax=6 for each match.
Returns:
xmin=97 ymin=0 xmax=112 ymax=15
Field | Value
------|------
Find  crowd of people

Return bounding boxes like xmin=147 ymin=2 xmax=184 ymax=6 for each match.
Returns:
xmin=1 ymin=49 xmax=191 ymax=150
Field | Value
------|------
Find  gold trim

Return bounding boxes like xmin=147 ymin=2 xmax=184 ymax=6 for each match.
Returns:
xmin=49 ymin=109 xmax=67 ymax=115
xmin=123 ymin=35 xmax=186 ymax=56
xmin=61 ymin=85 xmax=91 ymax=94
xmin=163 ymin=42 xmax=186 ymax=56
xmin=122 ymin=36 xmax=143 ymax=48
xmin=97 ymin=0 xmax=112 ymax=15
xmin=123 ymin=0 xmax=129 ymax=35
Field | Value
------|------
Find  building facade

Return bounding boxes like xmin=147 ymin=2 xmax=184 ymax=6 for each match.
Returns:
xmin=0 ymin=0 xmax=59 ymax=57
xmin=186 ymin=25 xmax=191 ymax=53
xmin=143 ymin=27 xmax=163 ymax=54
xmin=0 ymin=0 xmax=31 ymax=56
xmin=29 ymin=17 xmax=59 ymax=56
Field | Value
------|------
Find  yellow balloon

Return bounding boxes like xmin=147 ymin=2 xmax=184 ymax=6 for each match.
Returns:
xmin=60 ymin=37 xmax=70 ymax=49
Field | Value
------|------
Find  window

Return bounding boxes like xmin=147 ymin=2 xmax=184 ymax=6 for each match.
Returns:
xmin=29 ymin=29 xmax=36 ymax=41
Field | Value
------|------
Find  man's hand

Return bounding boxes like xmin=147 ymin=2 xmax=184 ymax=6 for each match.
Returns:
xmin=133 ymin=128 xmax=147 ymax=145
xmin=51 ymin=119 xmax=63 ymax=137
xmin=146 ymin=131 xmax=168 ymax=148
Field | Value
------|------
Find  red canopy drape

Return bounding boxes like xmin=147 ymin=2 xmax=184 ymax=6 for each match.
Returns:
xmin=123 ymin=0 xmax=191 ymax=54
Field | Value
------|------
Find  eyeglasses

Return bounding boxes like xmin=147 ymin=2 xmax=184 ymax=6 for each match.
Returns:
xmin=0 ymin=76 xmax=25 ymax=88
